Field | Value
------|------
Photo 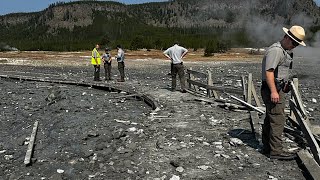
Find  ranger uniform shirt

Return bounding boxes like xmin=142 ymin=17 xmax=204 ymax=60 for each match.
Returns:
xmin=102 ymin=53 xmax=111 ymax=63
xmin=261 ymin=42 xmax=293 ymax=81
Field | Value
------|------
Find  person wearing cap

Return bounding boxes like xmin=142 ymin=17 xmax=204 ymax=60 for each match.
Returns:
xmin=115 ymin=45 xmax=125 ymax=82
xmin=102 ymin=48 xmax=112 ymax=81
xmin=91 ymin=44 xmax=101 ymax=81
xmin=261 ymin=25 xmax=306 ymax=160
xmin=163 ymin=42 xmax=188 ymax=93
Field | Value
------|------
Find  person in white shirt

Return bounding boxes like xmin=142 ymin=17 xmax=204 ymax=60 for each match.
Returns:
xmin=115 ymin=45 xmax=125 ymax=82
xmin=163 ymin=42 xmax=188 ymax=93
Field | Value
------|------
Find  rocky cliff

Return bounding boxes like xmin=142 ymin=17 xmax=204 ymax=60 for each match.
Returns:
xmin=1 ymin=0 xmax=319 ymax=30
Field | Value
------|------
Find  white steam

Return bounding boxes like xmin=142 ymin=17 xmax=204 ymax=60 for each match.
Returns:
xmin=0 ymin=42 xmax=19 ymax=51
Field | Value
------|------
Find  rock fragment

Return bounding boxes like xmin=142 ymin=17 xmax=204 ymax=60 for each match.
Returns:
xmin=176 ymin=166 xmax=184 ymax=173
xmin=169 ymin=175 xmax=180 ymax=180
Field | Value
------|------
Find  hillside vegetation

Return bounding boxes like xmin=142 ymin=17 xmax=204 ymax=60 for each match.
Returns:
xmin=0 ymin=0 xmax=320 ymax=51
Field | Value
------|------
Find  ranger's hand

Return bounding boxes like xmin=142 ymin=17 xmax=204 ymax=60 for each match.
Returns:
xmin=271 ymin=92 xmax=280 ymax=103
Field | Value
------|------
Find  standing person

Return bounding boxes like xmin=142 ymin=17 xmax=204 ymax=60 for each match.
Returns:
xmin=115 ymin=45 xmax=125 ymax=82
xmin=102 ymin=48 xmax=112 ymax=81
xmin=91 ymin=44 xmax=101 ymax=81
xmin=163 ymin=42 xmax=188 ymax=93
xmin=261 ymin=25 xmax=306 ymax=160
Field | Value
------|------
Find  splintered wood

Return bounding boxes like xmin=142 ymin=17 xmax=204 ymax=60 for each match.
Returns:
xmin=297 ymin=150 xmax=320 ymax=180
xmin=24 ymin=121 xmax=39 ymax=165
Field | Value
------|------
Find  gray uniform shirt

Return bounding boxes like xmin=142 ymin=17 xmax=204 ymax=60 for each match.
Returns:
xmin=261 ymin=42 xmax=293 ymax=81
xmin=102 ymin=53 xmax=111 ymax=63
xmin=163 ymin=44 xmax=188 ymax=64
xmin=116 ymin=48 xmax=125 ymax=62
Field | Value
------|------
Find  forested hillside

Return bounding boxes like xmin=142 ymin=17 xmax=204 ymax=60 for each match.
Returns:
xmin=0 ymin=0 xmax=320 ymax=51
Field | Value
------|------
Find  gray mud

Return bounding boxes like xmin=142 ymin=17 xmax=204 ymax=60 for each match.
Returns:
xmin=0 ymin=56 xmax=318 ymax=179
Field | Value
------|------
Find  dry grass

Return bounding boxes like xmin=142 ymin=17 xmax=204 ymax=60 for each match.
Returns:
xmin=0 ymin=48 xmax=262 ymax=62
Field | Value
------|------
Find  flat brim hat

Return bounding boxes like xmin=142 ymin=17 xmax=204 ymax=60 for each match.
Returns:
xmin=283 ymin=25 xmax=306 ymax=46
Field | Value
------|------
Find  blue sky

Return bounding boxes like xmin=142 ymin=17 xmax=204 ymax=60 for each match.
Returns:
xmin=0 ymin=0 xmax=168 ymax=15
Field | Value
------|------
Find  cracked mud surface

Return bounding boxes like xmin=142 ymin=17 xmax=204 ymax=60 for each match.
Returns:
xmin=0 ymin=50 xmax=318 ymax=179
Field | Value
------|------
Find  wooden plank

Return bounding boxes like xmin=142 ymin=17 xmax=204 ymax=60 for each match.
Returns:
xmin=297 ymin=150 xmax=320 ymax=180
xmin=24 ymin=121 xmax=39 ymax=165
xmin=241 ymin=75 xmax=247 ymax=101
xmin=290 ymin=100 xmax=320 ymax=165
xmin=230 ymin=95 xmax=265 ymax=114
xmin=290 ymin=78 xmax=299 ymax=123
xmin=207 ymin=84 xmax=243 ymax=95
xmin=184 ymin=89 xmax=207 ymax=98
xmin=290 ymin=81 xmax=312 ymax=128
xmin=251 ymin=81 xmax=262 ymax=107
xmin=187 ymin=79 xmax=207 ymax=88
xmin=290 ymin=81 xmax=307 ymax=116
xmin=193 ymin=96 xmax=227 ymax=104
xmin=247 ymin=73 xmax=252 ymax=104
xmin=250 ymin=111 xmax=261 ymax=140
xmin=187 ymin=79 xmax=243 ymax=95
xmin=186 ymin=69 xmax=207 ymax=78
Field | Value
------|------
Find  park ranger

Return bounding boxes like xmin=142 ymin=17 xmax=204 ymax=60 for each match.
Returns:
xmin=261 ymin=25 xmax=306 ymax=160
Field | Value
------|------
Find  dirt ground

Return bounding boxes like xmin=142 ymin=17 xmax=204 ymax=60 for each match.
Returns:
xmin=0 ymin=49 xmax=319 ymax=180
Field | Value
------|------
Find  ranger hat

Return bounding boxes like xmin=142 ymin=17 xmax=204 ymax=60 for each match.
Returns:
xmin=283 ymin=25 xmax=306 ymax=46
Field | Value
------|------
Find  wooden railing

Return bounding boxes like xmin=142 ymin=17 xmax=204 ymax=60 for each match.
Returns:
xmin=289 ymin=79 xmax=320 ymax=175
xmin=186 ymin=68 xmax=243 ymax=98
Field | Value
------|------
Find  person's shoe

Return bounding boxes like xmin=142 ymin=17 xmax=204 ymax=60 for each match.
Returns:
xmin=259 ymin=148 xmax=270 ymax=155
xmin=269 ymin=152 xmax=297 ymax=160
xmin=181 ymin=89 xmax=187 ymax=93
xmin=171 ymin=88 xmax=176 ymax=92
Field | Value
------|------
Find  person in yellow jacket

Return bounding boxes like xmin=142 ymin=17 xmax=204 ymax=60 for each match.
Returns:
xmin=91 ymin=44 xmax=101 ymax=81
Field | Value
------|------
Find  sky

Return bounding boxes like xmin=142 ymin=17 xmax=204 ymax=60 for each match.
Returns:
xmin=0 ymin=0 xmax=168 ymax=15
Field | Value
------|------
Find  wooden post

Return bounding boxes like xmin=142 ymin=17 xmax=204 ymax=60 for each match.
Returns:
xmin=251 ymin=81 xmax=262 ymax=107
xmin=250 ymin=111 xmax=261 ymax=141
xmin=290 ymin=78 xmax=299 ymax=121
xmin=187 ymin=67 xmax=192 ymax=89
xmin=247 ymin=73 xmax=252 ymax=104
xmin=241 ymin=75 xmax=247 ymax=101
xmin=207 ymin=70 xmax=218 ymax=98
xmin=24 ymin=121 xmax=39 ymax=165
xmin=207 ymin=70 xmax=212 ymax=97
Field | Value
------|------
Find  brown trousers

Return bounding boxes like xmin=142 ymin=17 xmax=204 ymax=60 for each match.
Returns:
xmin=118 ymin=62 xmax=125 ymax=81
xmin=261 ymin=85 xmax=286 ymax=155
xmin=104 ymin=63 xmax=112 ymax=80
xmin=171 ymin=63 xmax=186 ymax=90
